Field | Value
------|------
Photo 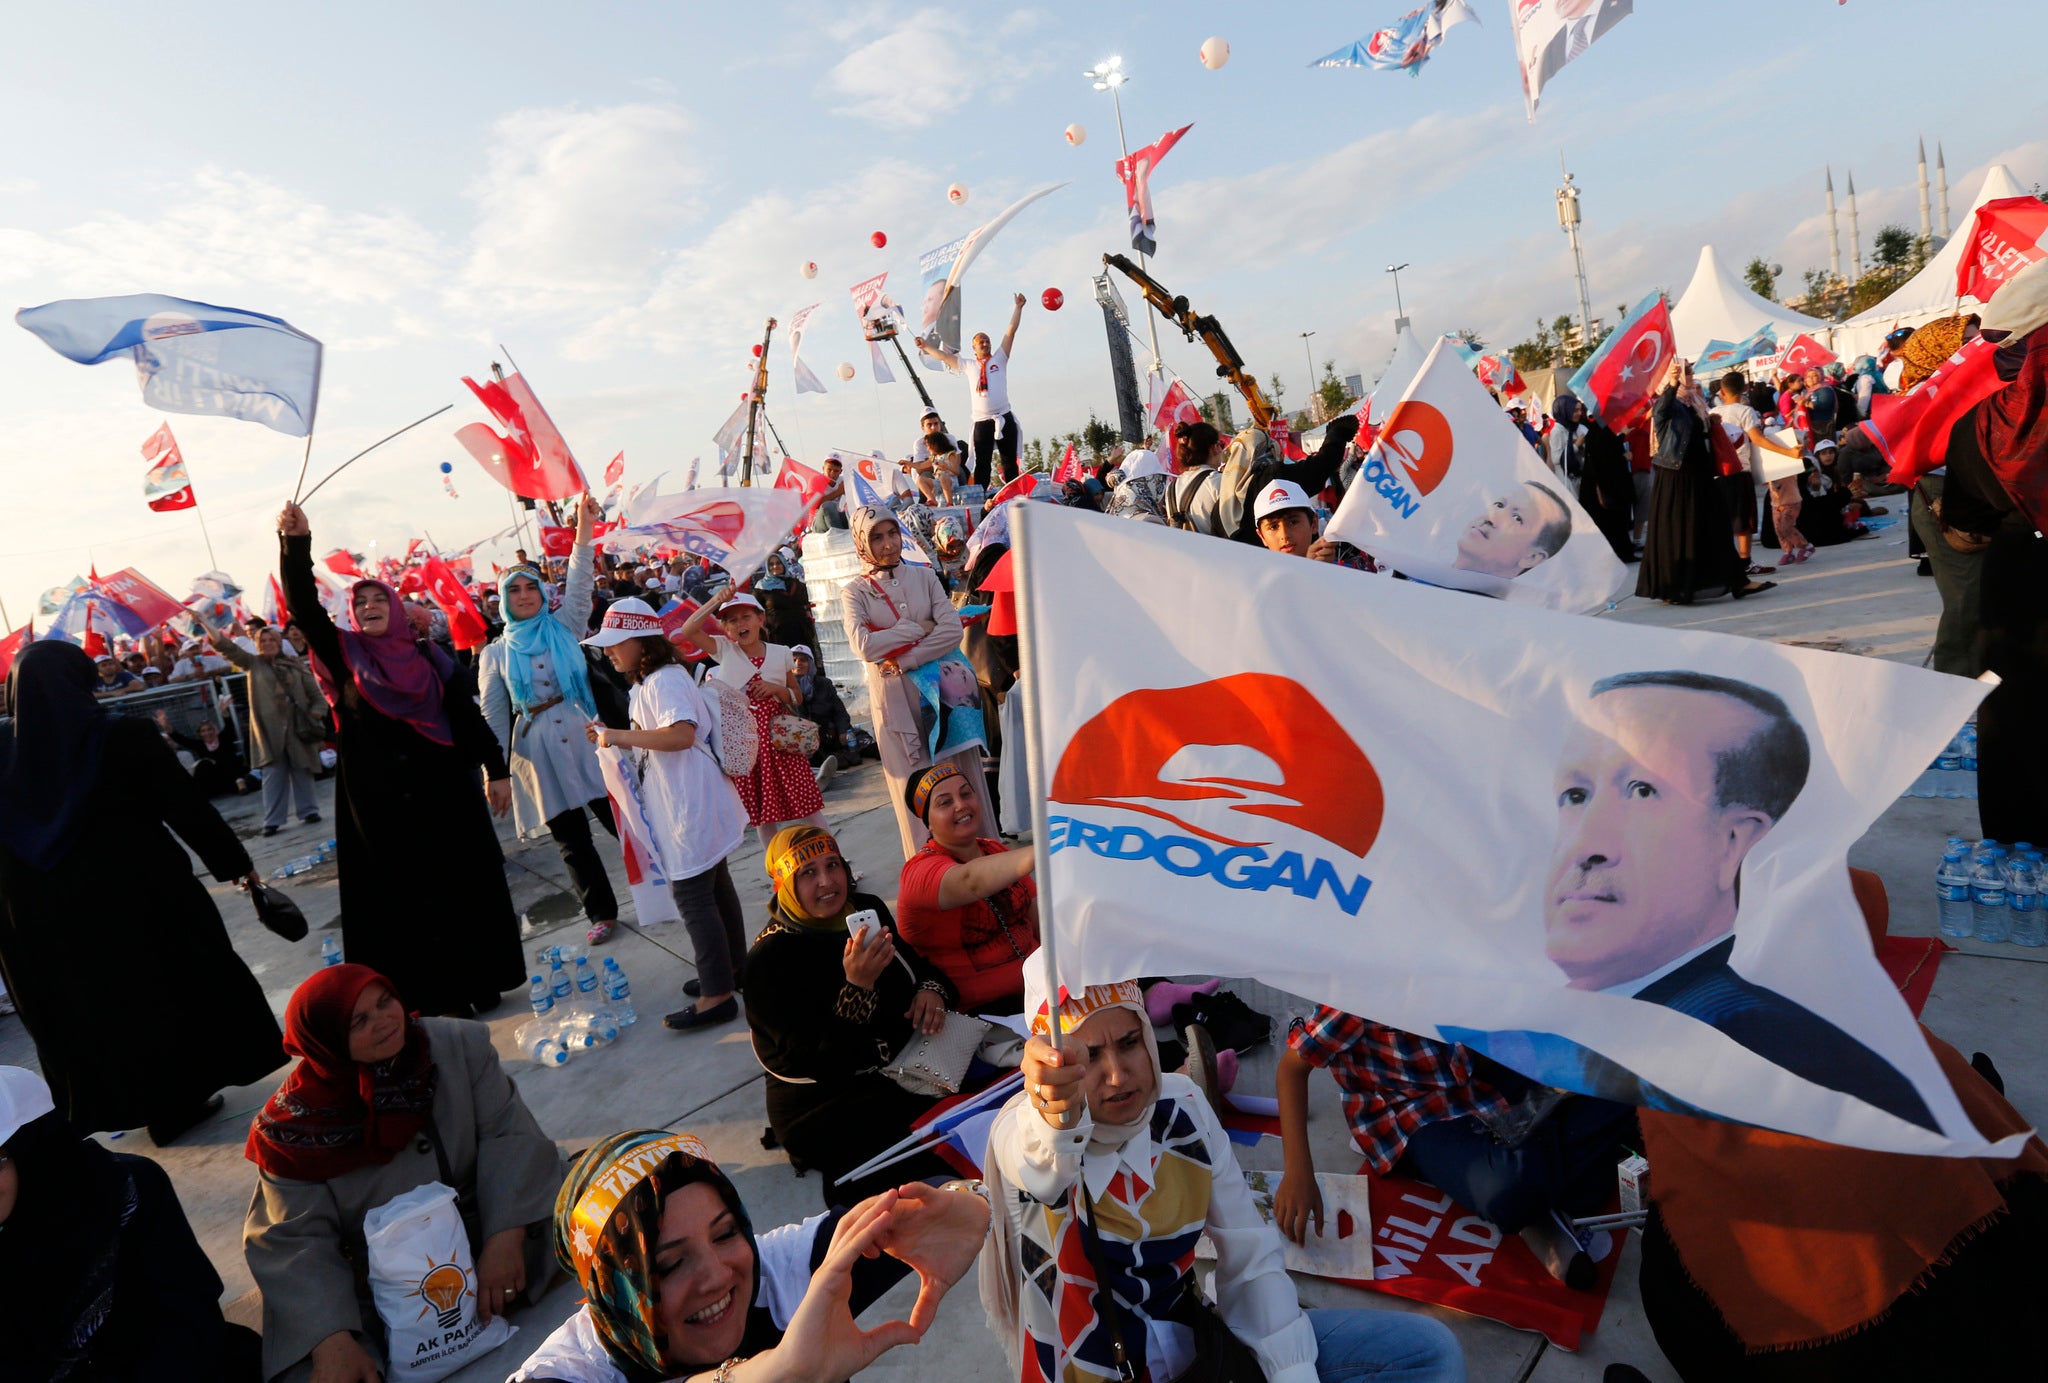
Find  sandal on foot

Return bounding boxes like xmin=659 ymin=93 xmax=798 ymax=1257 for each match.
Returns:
xmin=586 ymin=920 xmax=616 ymax=945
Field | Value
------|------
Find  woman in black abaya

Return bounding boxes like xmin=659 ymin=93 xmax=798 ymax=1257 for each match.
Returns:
xmin=278 ymin=501 xmax=524 ymax=1017
xmin=1637 ymin=358 xmax=1773 ymax=604
xmin=0 ymin=641 xmax=282 ymax=1143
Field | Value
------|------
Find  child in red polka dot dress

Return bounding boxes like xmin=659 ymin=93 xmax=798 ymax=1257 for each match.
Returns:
xmin=679 ymin=589 xmax=826 ymax=850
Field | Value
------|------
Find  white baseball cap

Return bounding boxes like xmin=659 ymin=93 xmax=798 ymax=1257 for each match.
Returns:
xmin=581 ymin=596 xmax=665 ymax=647
xmin=0 ymin=1066 xmax=55 ymax=1143
xmin=719 ymin=593 xmax=765 ymax=615
xmin=1252 ymin=479 xmax=1315 ymax=522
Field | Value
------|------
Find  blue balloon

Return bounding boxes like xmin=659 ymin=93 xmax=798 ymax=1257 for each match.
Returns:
xmin=439 ymin=461 xmax=453 ymax=473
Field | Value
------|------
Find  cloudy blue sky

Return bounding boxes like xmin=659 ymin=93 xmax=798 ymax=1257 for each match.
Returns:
xmin=3 ymin=0 xmax=2045 ymax=623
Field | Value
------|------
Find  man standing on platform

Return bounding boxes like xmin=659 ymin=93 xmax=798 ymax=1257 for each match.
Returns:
xmin=919 ymin=292 xmax=1026 ymax=487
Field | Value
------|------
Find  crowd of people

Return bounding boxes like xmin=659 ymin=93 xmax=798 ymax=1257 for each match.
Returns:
xmin=2 ymin=280 xmax=2046 ymax=1383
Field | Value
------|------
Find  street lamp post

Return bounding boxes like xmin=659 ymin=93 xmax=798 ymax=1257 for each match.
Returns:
xmin=1554 ymin=162 xmax=1594 ymax=353
xmin=1299 ymin=331 xmax=1317 ymax=417
xmin=1083 ymin=55 xmax=1164 ymax=377
xmin=1385 ymin=263 xmax=1410 ymax=332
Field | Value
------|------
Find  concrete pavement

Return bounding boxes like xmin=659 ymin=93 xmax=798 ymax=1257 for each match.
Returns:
xmin=2 ymin=516 xmax=2037 ymax=1383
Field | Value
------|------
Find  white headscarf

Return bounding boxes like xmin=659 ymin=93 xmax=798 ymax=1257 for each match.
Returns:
xmin=0 ymin=1066 xmax=55 ymax=1144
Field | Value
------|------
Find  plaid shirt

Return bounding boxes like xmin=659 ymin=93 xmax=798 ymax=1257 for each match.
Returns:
xmin=1287 ymin=1006 xmax=1512 ymax=1175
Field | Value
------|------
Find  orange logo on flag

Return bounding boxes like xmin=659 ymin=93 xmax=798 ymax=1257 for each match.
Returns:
xmin=1376 ymin=399 xmax=1454 ymax=498
xmin=1049 ymin=673 xmax=1383 ymax=858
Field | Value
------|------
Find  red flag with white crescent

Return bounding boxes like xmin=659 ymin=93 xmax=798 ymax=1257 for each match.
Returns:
xmin=141 ymin=424 xmax=197 ymax=512
xmin=1778 ymin=333 xmax=1839 ymax=376
xmin=539 ymin=524 xmax=575 ymax=557
xmin=417 ymin=554 xmax=490 ymax=650
xmin=1577 ymin=295 xmax=1675 ymax=434
xmin=454 ymin=372 xmax=588 ymax=501
xmin=604 ymin=450 xmax=625 ymax=486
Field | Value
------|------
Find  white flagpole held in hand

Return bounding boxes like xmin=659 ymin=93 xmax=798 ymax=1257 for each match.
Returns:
xmin=1009 ymin=502 xmax=1063 ymax=1051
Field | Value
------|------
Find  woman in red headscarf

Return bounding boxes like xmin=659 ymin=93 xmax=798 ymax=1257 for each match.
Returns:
xmin=278 ymin=501 xmax=524 ymax=1018
xmin=243 ymin=963 xmax=564 ymax=1383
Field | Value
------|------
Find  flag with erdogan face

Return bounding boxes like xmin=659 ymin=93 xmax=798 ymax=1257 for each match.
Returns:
xmin=455 ymin=372 xmax=588 ymax=501
xmin=417 ymin=554 xmax=490 ymax=650
xmin=1328 ymin=338 xmax=1626 ymax=612
xmin=1566 ymin=291 xmax=1673 ymax=434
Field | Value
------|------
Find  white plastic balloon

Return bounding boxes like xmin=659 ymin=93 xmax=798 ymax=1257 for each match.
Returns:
xmin=836 ymin=362 xmax=856 ymax=381
xmin=1200 ymin=37 xmax=1230 ymax=70
xmin=800 ymin=261 xmax=818 ymax=279
xmin=947 ymin=182 xmax=968 ymax=205
xmin=1064 ymin=123 xmax=1086 ymax=147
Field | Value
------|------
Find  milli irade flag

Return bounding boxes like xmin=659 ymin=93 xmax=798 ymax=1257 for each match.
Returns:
xmin=1012 ymin=502 xmax=2021 ymax=1158
xmin=1567 ymin=291 xmax=1673 ymax=435
xmin=1956 ymin=195 xmax=2048 ymax=303
xmin=141 ymin=423 xmax=197 ymax=512
xmin=16 ymin=292 xmax=322 ymax=436
xmin=1327 ymin=338 xmax=1628 ymax=612
xmin=1115 ymin=124 xmax=1193 ymax=257
xmin=1509 ymin=0 xmax=1633 ymax=121
xmin=454 ymin=372 xmax=588 ymax=501
xmin=416 ymin=554 xmax=489 ymax=651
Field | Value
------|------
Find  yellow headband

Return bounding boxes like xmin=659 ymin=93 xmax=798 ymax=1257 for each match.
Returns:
xmin=912 ymin=762 xmax=964 ymax=819
xmin=566 ymin=1131 xmax=710 ymax=1276
xmin=768 ymin=831 xmax=839 ymax=889
xmin=1029 ymin=980 xmax=1146 ymax=1038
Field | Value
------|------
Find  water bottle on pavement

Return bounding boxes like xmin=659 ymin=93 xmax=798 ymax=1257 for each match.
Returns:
xmin=549 ymin=955 xmax=572 ymax=1002
xmin=1934 ymin=732 xmax=1965 ymax=772
xmin=515 ymin=1018 xmax=570 ymax=1067
xmin=1972 ymin=850 xmax=2011 ymax=943
xmin=1935 ymin=852 xmax=1974 ymax=940
xmin=2007 ymin=855 xmax=2044 ymax=947
xmin=529 ymin=973 xmax=556 ymax=1019
xmin=319 ymin=935 xmax=343 ymax=967
xmin=602 ymin=957 xmax=637 ymax=1026
xmin=1961 ymin=723 xmax=1979 ymax=771
xmin=573 ymin=955 xmax=602 ymax=1010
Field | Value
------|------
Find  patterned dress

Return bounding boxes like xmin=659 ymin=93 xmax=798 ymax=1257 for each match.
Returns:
xmin=729 ymin=647 xmax=824 ymax=826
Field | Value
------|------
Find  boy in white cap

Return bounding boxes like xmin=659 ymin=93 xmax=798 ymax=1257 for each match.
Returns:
xmin=1252 ymin=479 xmax=1341 ymax=562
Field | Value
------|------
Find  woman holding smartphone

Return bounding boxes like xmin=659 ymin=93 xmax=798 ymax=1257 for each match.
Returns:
xmin=741 ymin=825 xmax=960 ymax=1207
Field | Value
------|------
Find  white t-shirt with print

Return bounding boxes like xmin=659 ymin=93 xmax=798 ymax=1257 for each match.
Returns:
xmin=961 ymin=346 xmax=1012 ymax=421
xmin=628 ymin=664 xmax=746 ymax=882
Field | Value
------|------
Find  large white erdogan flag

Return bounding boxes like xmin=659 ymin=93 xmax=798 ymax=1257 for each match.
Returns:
xmin=1013 ymin=503 xmax=2018 ymax=1157
xmin=1326 ymin=338 xmax=1628 ymax=614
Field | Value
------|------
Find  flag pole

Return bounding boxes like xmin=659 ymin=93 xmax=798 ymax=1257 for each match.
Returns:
xmin=0 ymin=593 xmax=12 ymax=636
xmin=1009 ymin=502 xmax=1065 ymax=1053
xmin=290 ymin=430 xmax=317 ymax=504
xmin=192 ymin=499 xmax=219 ymax=571
xmin=298 ymin=405 xmax=456 ymax=505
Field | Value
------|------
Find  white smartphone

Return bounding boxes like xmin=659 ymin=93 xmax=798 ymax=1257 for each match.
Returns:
xmin=845 ymin=909 xmax=881 ymax=945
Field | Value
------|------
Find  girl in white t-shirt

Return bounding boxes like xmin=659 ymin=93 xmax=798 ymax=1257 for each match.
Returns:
xmin=584 ymin=598 xmax=749 ymax=1033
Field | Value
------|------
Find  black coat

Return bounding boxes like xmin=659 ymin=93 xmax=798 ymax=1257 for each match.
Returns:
xmin=0 ymin=716 xmax=282 ymax=1133
xmin=282 ymin=534 xmax=523 ymax=1015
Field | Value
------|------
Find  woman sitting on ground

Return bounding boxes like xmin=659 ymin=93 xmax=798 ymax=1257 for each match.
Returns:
xmin=791 ymin=645 xmax=855 ymax=774
xmin=509 ymin=1128 xmax=990 ymax=1383
xmin=744 ymin=826 xmax=961 ymax=1207
xmin=243 ymin=964 xmax=565 ymax=1383
xmin=893 ymin=762 xmax=1038 ymax=1016
xmin=1 ymin=1066 xmax=264 ymax=1382
xmin=755 ymin=547 xmax=818 ymax=656
xmin=986 ymin=982 xmax=1466 ymax=1383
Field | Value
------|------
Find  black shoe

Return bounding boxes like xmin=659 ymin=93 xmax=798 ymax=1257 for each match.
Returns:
xmin=301 ymin=811 xmax=322 ymax=824
xmin=471 ymin=992 xmax=504 ymax=1015
xmin=1520 ymin=1209 xmax=1597 ymax=1290
xmin=1172 ymin=990 xmax=1271 ymax=1053
xmin=1917 ymin=557 xmax=1934 ymax=577
xmin=1604 ymin=1368 xmax=1653 ymax=1383
xmin=261 ymin=825 xmax=280 ymax=837
xmin=147 ymin=1093 xmax=224 ymax=1146
xmin=664 ymin=997 xmax=738 ymax=1031
xmin=683 ymin=978 xmax=700 ymax=998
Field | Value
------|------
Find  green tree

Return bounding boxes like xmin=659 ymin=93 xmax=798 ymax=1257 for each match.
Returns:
xmin=1198 ymin=390 xmax=1237 ymax=433
xmin=1082 ymin=412 xmax=1118 ymax=465
xmin=1267 ymin=373 xmax=1287 ymax=408
xmin=1317 ymin=360 xmax=1351 ymax=419
xmin=1507 ymin=318 xmax=1561 ymax=372
xmin=1872 ymin=224 xmax=1917 ymax=270
xmin=1020 ymin=438 xmax=1046 ymax=472
xmin=1454 ymin=328 xmax=1486 ymax=352
xmin=1554 ymin=314 xmax=1595 ymax=370
xmin=1742 ymin=256 xmax=1778 ymax=301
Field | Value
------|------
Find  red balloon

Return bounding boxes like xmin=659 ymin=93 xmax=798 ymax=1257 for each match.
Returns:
xmin=1041 ymin=288 xmax=1065 ymax=311
xmin=751 ymin=344 xmax=762 ymax=357
xmin=870 ymin=230 xmax=888 ymax=248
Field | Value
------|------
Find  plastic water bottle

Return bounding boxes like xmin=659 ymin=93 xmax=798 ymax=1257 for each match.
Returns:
xmin=1961 ymin=723 xmax=1979 ymax=771
xmin=549 ymin=955 xmax=572 ymax=1003
xmin=2008 ymin=855 xmax=2044 ymax=947
xmin=319 ymin=935 xmax=343 ymax=967
xmin=528 ymin=973 xmax=556 ymax=1018
xmin=1935 ymin=732 xmax=1965 ymax=772
xmin=1935 ymin=852 xmax=1975 ymax=939
xmin=1972 ymin=850 xmax=2011 ymax=943
xmin=573 ymin=955 xmax=601 ymax=1010
xmin=515 ymin=1018 xmax=570 ymax=1067
xmin=602 ymin=957 xmax=637 ymax=1026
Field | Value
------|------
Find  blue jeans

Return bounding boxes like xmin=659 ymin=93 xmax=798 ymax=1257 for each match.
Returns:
xmin=1309 ymin=1308 xmax=1465 ymax=1383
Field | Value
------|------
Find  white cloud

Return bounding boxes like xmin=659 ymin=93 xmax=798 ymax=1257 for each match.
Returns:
xmin=457 ymin=102 xmax=702 ymax=317
xmin=820 ymin=9 xmax=973 ymax=130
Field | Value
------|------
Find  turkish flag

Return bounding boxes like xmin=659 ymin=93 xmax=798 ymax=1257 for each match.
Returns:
xmin=417 ymin=554 xmax=490 ymax=650
xmin=1053 ymin=441 xmax=1083 ymax=484
xmin=1150 ymin=377 xmax=1202 ymax=433
xmin=1115 ymin=123 xmax=1194 ymax=256
xmin=1861 ymin=337 xmax=2008 ymax=487
xmin=141 ymin=424 xmax=197 ymax=511
xmin=1779 ymin=333 xmax=1839 ymax=376
xmin=988 ymin=472 xmax=1038 ymax=507
xmin=454 ymin=372 xmax=588 ymax=501
xmin=604 ymin=449 xmax=625 ymax=486
xmin=0 ymin=625 xmax=31 ymax=682
xmin=539 ymin=524 xmax=575 ymax=557
xmin=1957 ymin=196 xmax=2048 ymax=303
xmin=772 ymin=455 xmax=830 ymax=505
xmin=1579 ymin=296 xmax=1675 ymax=434
xmin=657 ymin=597 xmax=712 ymax=664
xmin=322 ymin=549 xmax=365 ymax=579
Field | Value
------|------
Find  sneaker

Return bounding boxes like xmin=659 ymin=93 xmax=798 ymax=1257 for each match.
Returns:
xmin=301 ymin=811 xmax=322 ymax=824
xmin=664 ymin=997 xmax=739 ymax=1031
xmin=1746 ymin=563 xmax=1777 ymax=576
xmin=1519 ymin=1209 xmax=1597 ymax=1290
xmin=814 ymin=756 xmax=838 ymax=790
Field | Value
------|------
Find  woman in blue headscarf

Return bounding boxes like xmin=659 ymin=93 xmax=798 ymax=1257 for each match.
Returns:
xmin=1851 ymin=354 xmax=1889 ymax=420
xmin=480 ymin=495 xmax=623 ymax=943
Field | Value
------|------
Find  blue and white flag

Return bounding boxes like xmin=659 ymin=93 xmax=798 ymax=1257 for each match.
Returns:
xmin=1311 ymin=0 xmax=1478 ymax=75
xmin=16 ymin=293 xmax=321 ymax=436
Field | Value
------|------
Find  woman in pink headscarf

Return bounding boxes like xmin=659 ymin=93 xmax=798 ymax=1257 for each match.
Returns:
xmin=278 ymin=502 xmax=524 ymax=1018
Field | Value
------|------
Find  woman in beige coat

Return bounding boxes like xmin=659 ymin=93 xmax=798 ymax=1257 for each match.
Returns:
xmin=242 ymin=964 xmax=564 ymax=1383
xmin=208 ymin=622 xmax=328 ymax=836
xmin=840 ymin=504 xmax=984 ymax=856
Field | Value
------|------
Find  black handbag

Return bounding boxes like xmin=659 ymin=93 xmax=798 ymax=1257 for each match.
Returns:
xmin=250 ymin=882 xmax=309 ymax=942
xmin=1076 ymin=1187 xmax=1268 ymax=1383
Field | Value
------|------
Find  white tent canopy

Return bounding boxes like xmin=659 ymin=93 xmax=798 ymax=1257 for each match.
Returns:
xmin=1670 ymin=244 xmax=1835 ymax=360
xmin=1833 ymin=163 xmax=2029 ymax=358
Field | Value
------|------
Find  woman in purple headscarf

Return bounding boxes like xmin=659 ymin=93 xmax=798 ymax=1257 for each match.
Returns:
xmin=278 ymin=502 xmax=524 ymax=1017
